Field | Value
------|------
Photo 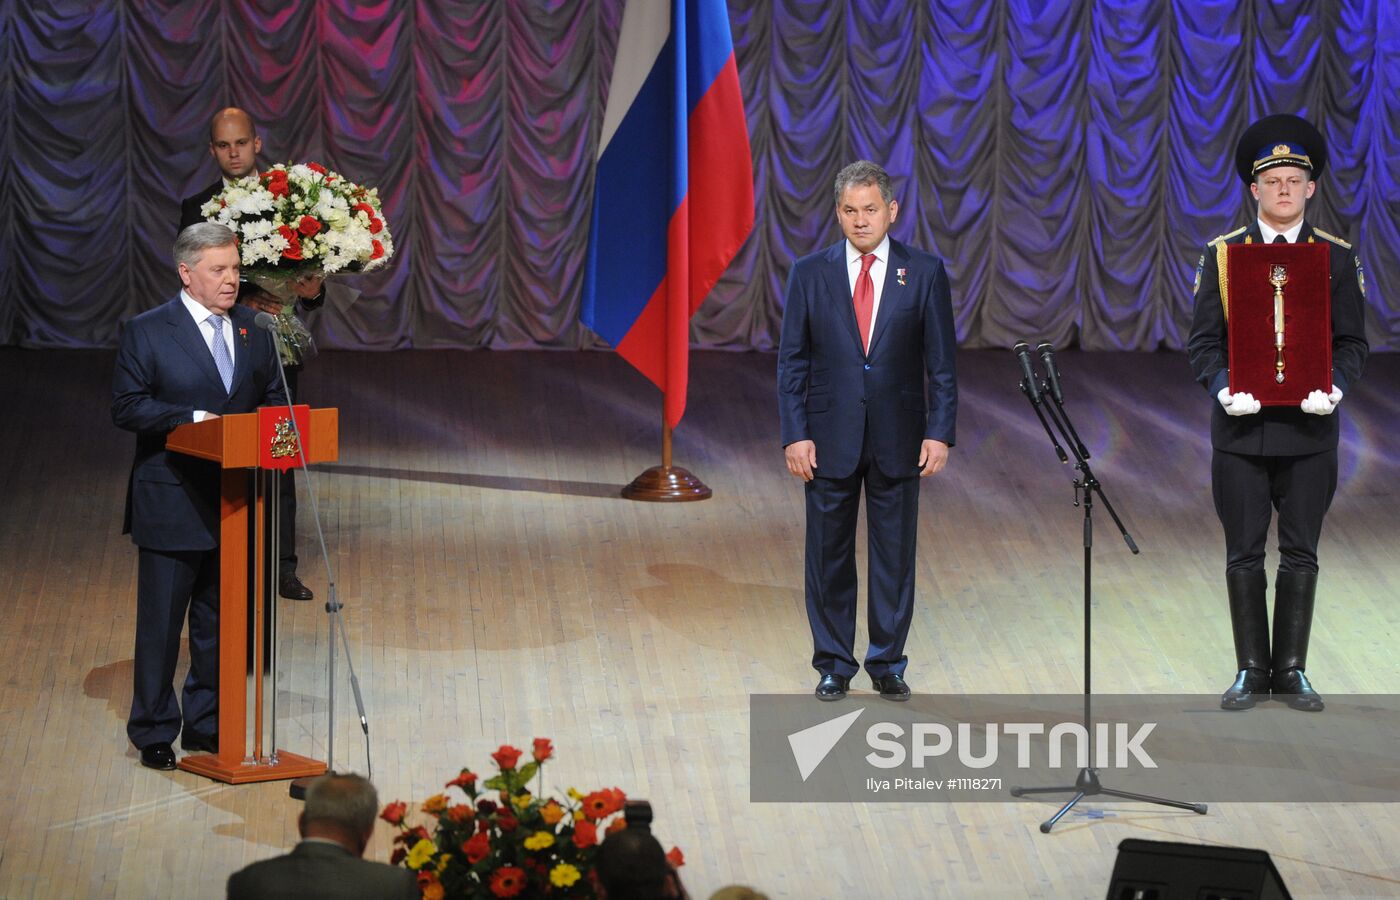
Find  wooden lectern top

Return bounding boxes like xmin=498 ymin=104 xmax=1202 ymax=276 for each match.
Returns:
xmin=166 ymin=406 xmax=339 ymax=468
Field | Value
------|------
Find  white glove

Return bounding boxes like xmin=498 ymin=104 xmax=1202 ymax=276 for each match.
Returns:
xmin=1218 ymin=388 xmax=1261 ymax=416
xmin=1300 ymin=385 xmax=1343 ymax=415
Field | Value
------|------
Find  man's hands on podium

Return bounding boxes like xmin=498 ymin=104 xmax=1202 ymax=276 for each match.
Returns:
xmin=1301 ymin=385 xmax=1343 ymax=415
xmin=1218 ymin=387 xmax=1261 ymax=416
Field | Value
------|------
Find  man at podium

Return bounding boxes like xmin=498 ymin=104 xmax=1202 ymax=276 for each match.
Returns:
xmin=111 ymin=222 xmax=286 ymax=770
xmin=1187 ymin=115 xmax=1369 ymax=714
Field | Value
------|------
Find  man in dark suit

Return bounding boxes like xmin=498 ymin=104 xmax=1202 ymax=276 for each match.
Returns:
xmin=777 ymin=160 xmax=958 ymax=701
xmin=1188 ymin=114 xmax=1369 ymax=712
xmin=181 ymin=106 xmax=322 ymax=601
xmin=112 ymin=223 xmax=287 ymax=769
xmin=226 ymin=773 xmax=417 ymax=900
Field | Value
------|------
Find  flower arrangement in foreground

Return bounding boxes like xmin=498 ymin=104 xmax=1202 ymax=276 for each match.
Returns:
xmin=381 ymin=739 xmax=684 ymax=899
xmin=200 ymin=161 xmax=394 ymax=363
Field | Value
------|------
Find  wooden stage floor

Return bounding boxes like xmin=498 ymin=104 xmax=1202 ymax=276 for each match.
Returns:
xmin=1 ymin=347 xmax=1397 ymax=898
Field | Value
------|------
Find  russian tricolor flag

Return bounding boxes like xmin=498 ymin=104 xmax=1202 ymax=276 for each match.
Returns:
xmin=583 ymin=0 xmax=755 ymax=429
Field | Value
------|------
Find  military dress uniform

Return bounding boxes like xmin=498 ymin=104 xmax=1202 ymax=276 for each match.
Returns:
xmin=1186 ymin=114 xmax=1369 ymax=712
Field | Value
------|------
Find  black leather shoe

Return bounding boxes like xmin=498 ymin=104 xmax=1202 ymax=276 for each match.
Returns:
xmin=815 ymin=673 xmax=849 ymax=701
xmin=279 ymin=574 xmax=313 ymax=601
xmin=181 ymin=733 xmax=218 ymax=754
xmin=140 ymin=743 xmax=177 ymax=770
xmin=1272 ymin=667 xmax=1324 ymax=711
xmin=872 ymin=673 xmax=912 ymax=701
xmin=1220 ymin=667 xmax=1270 ymax=710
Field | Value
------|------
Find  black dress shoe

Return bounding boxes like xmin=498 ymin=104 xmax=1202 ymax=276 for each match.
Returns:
xmin=140 ymin=743 xmax=177 ymax=770
xmin=181 ymin=733 xmax=218 ymax=754
xmin=815 ymin=673 xmax=849 ymax=701
xmin=1221 ymin=667 xmax=1270 ymax=710
xmin=1272 ymin=667 xmax=1324 ymax=711
xmin=872 ymin=673 xmax=911 ymax=701
xmin=279 ymin=574 xmax=313 ymax=601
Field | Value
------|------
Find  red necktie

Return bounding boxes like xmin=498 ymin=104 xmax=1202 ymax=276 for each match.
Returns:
xmin=853 ymin=253 xmax=875 ymax=353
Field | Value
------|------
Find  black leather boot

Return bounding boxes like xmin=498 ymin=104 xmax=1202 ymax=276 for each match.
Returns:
xmin=1221 ymin=569 xmax=1270 ymax=710
xmin=1272 ymin=570 xmax=1323 ymax=711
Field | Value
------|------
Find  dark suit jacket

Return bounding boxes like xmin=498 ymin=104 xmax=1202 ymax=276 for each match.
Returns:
xmin=112 ymin=297 xmax=286 ymax=551
xmin=777 ymin=238 xmax=957 ymax=479
xmin=180 ymin=180 xmax=222 ymax=231
xmin=1187 ymin=220 xmax=1369 ymax=456
xmin=226 ymin=840 xmax=419 ymax=900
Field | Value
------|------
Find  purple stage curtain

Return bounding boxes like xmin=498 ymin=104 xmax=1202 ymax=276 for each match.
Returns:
xmin=1 ymin=0 xmax=1396 ymax=351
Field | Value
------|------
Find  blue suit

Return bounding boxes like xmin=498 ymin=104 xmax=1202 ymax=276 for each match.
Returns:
xmin=112 ymin=297 xmax=285 ymax=748
xmin=777 ymin=238 xmax=957 ymax=678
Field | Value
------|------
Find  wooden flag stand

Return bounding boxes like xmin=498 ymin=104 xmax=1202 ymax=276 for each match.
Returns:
xmin=622 ymin=417 xmax=711 ymax=502
xmin=164 ymin=408 xmax=338 ymax=783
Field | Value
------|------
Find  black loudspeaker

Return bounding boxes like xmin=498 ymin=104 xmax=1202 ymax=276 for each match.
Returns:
xmin=1106 ymin=839 xmax=1292 ymax=900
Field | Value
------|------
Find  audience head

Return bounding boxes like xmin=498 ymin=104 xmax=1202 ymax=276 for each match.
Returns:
xmin=594 ymin=825 xmax=683 ymax=899
xmin=298 ymin=773 xmax=380 ymax=857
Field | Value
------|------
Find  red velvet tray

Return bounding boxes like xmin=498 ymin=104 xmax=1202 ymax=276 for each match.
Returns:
xmin=1225 ymin=242 xmax=1331 ymax=405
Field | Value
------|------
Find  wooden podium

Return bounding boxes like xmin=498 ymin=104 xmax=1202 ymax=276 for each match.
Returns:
xmin=164 ymin=407 xmax=338 ymax=783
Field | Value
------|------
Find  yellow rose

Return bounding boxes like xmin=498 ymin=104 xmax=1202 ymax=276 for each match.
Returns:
xmin=523 ymin=831 xmax=556 ymax=851
xmin=550 ymin=863 xmax=582 ymax=888
xmin=511 ymin=792 xmax=532 ymax=811
xmin=422 ymin=793 xmax=448 ymax=814
xmin=406 ymin=838 xmax=437 ymax=870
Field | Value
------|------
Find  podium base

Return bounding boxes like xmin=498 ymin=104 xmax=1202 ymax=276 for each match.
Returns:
xmin=177 ymin=749 xmax=327 ymax=784
xmin=621 ymin=466 xmax=712 ymax=502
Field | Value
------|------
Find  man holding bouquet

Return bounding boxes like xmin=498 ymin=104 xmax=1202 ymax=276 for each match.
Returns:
xmin=180 ymin=106 xmax=320 ymax=601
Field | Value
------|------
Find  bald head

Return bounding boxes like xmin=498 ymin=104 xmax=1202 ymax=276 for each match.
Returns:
xmin=208 ymin=107 xmax=261 ymax=180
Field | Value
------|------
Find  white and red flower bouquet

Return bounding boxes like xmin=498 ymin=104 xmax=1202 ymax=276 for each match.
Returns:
xmin=201 ymin=162 xmax=393 ymax=363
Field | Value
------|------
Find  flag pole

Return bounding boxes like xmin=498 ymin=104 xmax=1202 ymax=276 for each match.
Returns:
xmin=621 ymin=411 xmax=711 ymax=501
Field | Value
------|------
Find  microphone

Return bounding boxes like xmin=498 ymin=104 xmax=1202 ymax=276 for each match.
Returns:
xmin=1013 ymin=341 xmax=1042 ymax=404
xmin=253 ymin=311 xmax=278 ymax=331
xmin=1037 ymin=342 xmax=1064 ymax=404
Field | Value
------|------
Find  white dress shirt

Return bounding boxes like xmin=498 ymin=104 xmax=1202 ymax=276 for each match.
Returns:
xmin=181 ymin=290 xmax=234 ymax=421
xmin=1257 ymin=219 xmax=1303 ymax=244
xmin=846 ymin=235 xmax=891 ymax=337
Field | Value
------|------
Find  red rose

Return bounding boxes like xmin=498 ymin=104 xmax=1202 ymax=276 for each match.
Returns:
xmin=446 ymin=804 xmax=472 ymax=824
xmin=297 ymin=215 xmax=322 ymax=236
xmin=531 ymin=738 xmax=553 ymax=762
xmin=276 ymin=225 xmax=303 ymax=261
xmin=491 ymin=745 xmax=522 ymax=770
xmin=389 ymin=847 xmax=406 ymax=865
xmin=265 ymin=171 xmax=290 ymax=198
xmin=462 ymin=831 xmax=491 ymax=864
xmin=307 ymin=162 xmax=327 ymax=174
xmin=410 ymin=825 xmax=431 ymax=843
xmin=666 ymin=846 xmax=685 ymax=868
xmin=571 ymin=820 xmax=597 ymax=849
xmin=497 ymin=812 xmax=518 ymax=833
xmin=489 ymin=866 xmax=526 ymax=898
xmin=371 ymin=239 xmax=384 ymax=260
xmin=354 ymin=201 xmax=376 ymax=217
xmin=380 ymin=801 xmax=407 ymax=825
xmin=476 ymin=799 xmax=497 ymax=815
xmin=369 ymin=216 xmax=383 ymax=234
xmin=448 ymin=769 xmax=478 ymax=790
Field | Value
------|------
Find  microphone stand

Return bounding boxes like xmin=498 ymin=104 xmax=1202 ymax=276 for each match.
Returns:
xmin=256 ymin=315 xmax=372 ymax=798
xmin=1007 ymin=348 xmax=1206 ymax=832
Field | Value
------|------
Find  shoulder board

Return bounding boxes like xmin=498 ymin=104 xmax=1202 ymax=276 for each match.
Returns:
xmin=1207 ymin=226 xmax=1248 ymax=247
xmin=1311 ymin=228 xmax=1352 ymax=249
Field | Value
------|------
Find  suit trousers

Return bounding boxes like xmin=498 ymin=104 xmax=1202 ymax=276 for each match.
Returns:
xmin=1211 ymin=448 xmax=1337 ymax=575
xmin=804 ymin=430 xmax=920 ymax=679
xmin=128 ymin=547 xmax=220 ymax=747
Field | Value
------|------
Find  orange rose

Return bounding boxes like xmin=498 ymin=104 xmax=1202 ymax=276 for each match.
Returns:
xmin=539 ymin=800 xmax=564 ymax=826
xmin=462 ymin=831 xmax=491 ymax=864
xmin=666 ymin=846 xmax=685 ymax=868
xmin=446 ymin=804 xmax=472 ymax=824
xmin=532 ymin=738 xmax=554 ymax=762
xmin=380 ymin=801 xmax=407 ymax=825
xmin=422 ymin=793 xmax=448 ymax=814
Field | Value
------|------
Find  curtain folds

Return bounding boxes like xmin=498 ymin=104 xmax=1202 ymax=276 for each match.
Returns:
xmin=1 ymin=1 xmax=1395 ymax=351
